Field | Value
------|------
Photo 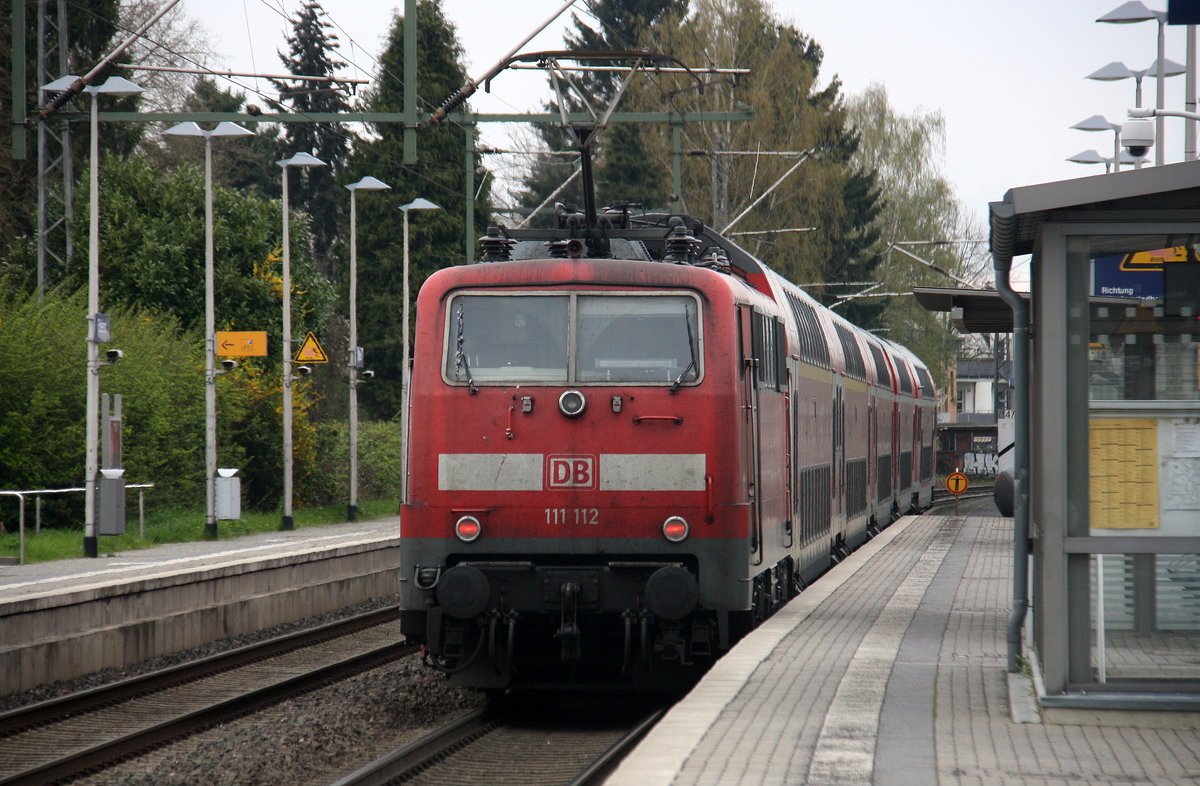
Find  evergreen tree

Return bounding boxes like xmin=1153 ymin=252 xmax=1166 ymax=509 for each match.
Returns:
xmin=346 ymin=0 xmax=492 ymax=419
xmin=273 ymin=1 xmax=351 ymax=277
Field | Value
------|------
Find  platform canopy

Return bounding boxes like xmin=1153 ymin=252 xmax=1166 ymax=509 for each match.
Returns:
xmin=912 ymin=286 xmax=1019 ymax=333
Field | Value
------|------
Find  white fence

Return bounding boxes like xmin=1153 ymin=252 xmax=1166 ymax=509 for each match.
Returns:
xmin=0 ymin=484 xmax=154 ymax=565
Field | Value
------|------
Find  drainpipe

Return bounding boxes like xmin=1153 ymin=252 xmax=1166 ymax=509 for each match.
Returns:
xmin=994 ymin=248 xmax=1030 ymax=673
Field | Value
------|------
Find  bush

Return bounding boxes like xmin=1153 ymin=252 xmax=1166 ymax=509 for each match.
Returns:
xmin=307 ymin=419 xmax=403 ymax=507
xmin=0 ymin=287 xmax=205 ymax=523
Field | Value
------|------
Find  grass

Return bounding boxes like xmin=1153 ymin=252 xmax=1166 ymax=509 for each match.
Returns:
xmin=0 ymin=499 xmax=399 ymax=564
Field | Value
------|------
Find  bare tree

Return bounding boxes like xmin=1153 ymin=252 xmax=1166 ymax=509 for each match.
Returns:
xmin=119 ymin=0 xmax=217 ymax=113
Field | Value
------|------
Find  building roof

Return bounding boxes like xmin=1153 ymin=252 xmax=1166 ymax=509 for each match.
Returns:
xmin=989 ymin=158 xmax=1200 ymax=262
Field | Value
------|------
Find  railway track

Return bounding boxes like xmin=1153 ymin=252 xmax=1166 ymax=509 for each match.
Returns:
xmin=0 ymin=607 xmax=413 ymax=786
xmin=932 ymin=481 xmax=994 ymax=506
xmin=334 ymin=698 xmax=666 ymax=786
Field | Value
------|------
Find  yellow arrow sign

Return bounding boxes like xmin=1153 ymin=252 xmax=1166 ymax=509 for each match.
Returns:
xmin=216 ymin=331 xmax=268 ymax=357
xmin=295 ymin=331 xmax=329 ymax=363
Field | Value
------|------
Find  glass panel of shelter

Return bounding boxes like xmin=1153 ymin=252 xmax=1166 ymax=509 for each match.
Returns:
xmin=1070 ymin=233 xmax=1200 ymax=684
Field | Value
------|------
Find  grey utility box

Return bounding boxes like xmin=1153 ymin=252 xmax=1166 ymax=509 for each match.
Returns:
xmin=98 ymin=468 xmax=126 ymax=535
xmin=215 ymin=468 xmax=241 ymax=520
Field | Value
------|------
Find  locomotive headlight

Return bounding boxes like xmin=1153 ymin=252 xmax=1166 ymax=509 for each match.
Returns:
xmin=662 ymin=515 xmax=690 ymax=543
xmin=455 ymin=515 xmax=482 ymax=542
xmin=558 ymin=389 xmax=586 ymax=418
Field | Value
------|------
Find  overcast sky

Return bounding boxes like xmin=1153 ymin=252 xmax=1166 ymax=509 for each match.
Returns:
xmin=183 ymin=0 xmax=1195 ymax=240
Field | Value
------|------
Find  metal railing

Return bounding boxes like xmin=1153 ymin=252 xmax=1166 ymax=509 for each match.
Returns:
xmin=0 ymin=484 xmax=154 ymax=565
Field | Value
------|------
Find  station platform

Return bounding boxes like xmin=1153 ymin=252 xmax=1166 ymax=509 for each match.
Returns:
xmin=608 ymin=514 xmax=1200 ymax=785
xmin=0 ymin=518 xmax=399 ymax=696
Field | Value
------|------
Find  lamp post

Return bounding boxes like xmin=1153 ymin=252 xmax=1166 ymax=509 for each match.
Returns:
xmin=1098 ymin=1 xmax=1170 ymax=165
xmin=398 ymin=198 xmax=440 ymax=503
xmin=42 ymin=75 xmax=144 ymax=557
xmin=344 ymin=176 xmax=391 ymax=522
xmin=277 ymin=152 xmax=326 ymax=530
xmin=163 ymin=122 xmax=254 ymax=539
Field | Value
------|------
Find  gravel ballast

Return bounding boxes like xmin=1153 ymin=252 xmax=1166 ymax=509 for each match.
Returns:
xmin=78 ymin=650 xmax=484 ymax=786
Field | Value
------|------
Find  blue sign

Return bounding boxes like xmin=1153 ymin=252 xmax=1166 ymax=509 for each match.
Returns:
xmin=1092 ymin=254 xmax=1162 ymax=298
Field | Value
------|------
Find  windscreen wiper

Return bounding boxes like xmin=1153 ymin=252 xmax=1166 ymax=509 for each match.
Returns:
xmin=671 ymin=309 xmax=698 ymax=393
xmin=453 ymin=304 xmax=478 ymax=394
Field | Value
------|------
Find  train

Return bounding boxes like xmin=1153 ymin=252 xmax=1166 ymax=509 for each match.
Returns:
xmin=397 ymin=203 xmax=937 ymax=691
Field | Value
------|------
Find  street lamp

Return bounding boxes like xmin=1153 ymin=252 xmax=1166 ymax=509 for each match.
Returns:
xmin=1071 ymin=115 xmax=1125 ymax=171
xmin=344 ymin=176 xmax=391 ymax=522
xmin=277 ymin=152 xmax=326 ymax=530
xmin=1086 ymin=59 xmax=1183 ymax=109
xmin=1066 ymin=148 xmax=1139 ymax=173
xmin=1098 ymin=1 xmax=1170 ymax=164
xmin=42 ymin=75 xmax=144 ymax=557
xmin=398 ymin=198 xmax=440 ymax=503
xmin=163 ymin=121 xmax=254 ymax=539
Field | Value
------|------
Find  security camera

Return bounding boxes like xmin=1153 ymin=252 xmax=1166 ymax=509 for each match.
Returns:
xmin=104 ymin=348 xmax=124 ymax=362
xmin=1120 ymin=119 xmax=1154 ymax=158
xmin=360 ymin=369 xmax=375 ymax=380
xmin=220 ymin=359 xmax=238 ymax=371
xmin=296 ymin=365 xmax=312 ymax=376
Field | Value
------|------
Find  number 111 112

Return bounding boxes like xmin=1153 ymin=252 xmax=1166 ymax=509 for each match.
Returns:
xmin=545 ymin=508 xmax=600 ymax=525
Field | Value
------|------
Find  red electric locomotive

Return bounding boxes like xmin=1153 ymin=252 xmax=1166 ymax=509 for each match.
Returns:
xmin=399 ymin=208 xmax=936 ymax=690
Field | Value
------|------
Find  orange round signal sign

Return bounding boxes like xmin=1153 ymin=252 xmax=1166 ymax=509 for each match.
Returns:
xmin=946 ymin=472 xmax=969 ymax=496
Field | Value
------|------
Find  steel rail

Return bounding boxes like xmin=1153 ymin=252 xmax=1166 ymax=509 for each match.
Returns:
xmin=334 ymin=703 xmax=666 ymax=786
xmin=0 ymin=638 xmax=415 ymax=786
xmin=0 ymin=606 xmax=399 ymax=735
xmin=567 ymin=707 xmax=666 ymax=786
xmin=331 ymin=707 xmax=497 ymax=786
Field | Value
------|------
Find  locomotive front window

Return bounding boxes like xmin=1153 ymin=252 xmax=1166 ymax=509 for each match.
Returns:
xmin=577 ymin=296 xmax=699 ymax=384
xmin=445 ymin=292 xmax=702 ymax=386
xmin=447 ymin=295 xmax=569 ymax=383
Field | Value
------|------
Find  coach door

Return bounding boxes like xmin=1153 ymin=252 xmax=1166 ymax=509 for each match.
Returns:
xmin=833 ymin=383 xmax=845 ymax=519
xmin=739 ymin=305 xmax=764 ymax=565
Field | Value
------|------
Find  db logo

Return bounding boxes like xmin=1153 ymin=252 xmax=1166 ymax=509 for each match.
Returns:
xmin=546 ymin=455 xmax=597 ymax=489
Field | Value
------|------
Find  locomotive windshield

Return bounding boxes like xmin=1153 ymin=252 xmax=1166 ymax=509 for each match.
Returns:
xmin=445 ymin=292 xmax=701 ymax=386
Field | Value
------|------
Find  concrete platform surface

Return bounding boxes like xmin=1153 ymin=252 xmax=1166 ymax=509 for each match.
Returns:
xmin=0 ymin=518 xmax=400 ymax=696
xmin=608 ymin=515 xmax=1200 ymax=785
xmin=0 ymin=518 xmax=398 ymax=603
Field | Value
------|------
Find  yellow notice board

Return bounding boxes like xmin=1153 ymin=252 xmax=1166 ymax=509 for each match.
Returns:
xmin=1089 ymin=418 xmax=1159 ymax=529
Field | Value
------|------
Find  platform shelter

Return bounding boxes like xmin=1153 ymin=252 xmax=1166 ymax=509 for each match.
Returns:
xmin=926 ymin=160 xmax=1200 ymax=710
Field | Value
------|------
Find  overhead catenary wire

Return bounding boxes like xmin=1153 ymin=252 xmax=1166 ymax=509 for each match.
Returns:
xmin=727 ymin=227 xmax=816 ymax=237
xmin=720 ymin=151 xmax=812 ymax=234
xmin=118 ymin=63 xmax=369 ymax=85
xmin=886 ymin=242 xmax=979 ymax=289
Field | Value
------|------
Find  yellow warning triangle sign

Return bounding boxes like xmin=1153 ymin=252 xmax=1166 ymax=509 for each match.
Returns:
xmin=295 ymin=331 xmax=329 ymax=363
